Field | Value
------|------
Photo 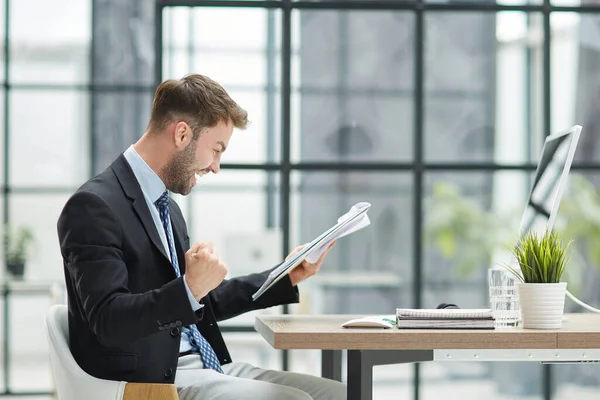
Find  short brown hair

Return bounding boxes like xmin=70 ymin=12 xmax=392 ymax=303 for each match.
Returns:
xmin=148 ymin=73 xmax=248 ymax=139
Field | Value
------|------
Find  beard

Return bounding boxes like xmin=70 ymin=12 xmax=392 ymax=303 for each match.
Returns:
xmin=161 ymin=140 xmax=198 ymax=195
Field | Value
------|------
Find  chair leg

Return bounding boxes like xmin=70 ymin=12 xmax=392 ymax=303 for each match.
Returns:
xmin=123 ymin=383 xmax=179 ymax=400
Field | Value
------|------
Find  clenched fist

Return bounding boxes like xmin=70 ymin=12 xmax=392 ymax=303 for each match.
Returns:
xmin=184 ymin=242 xmax=227 ymax=300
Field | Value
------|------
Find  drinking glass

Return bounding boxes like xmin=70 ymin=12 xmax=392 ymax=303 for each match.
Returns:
xmin=488 ymin=267 xmax=520 ymax=327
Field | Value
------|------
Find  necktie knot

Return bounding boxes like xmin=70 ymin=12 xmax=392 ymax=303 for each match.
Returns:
xmin=154 ymin=190 xmax=169 ymax=211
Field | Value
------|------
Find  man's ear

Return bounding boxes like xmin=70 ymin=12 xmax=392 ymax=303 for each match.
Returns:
xmin=173 ymin=121 xmax=192 ymax=149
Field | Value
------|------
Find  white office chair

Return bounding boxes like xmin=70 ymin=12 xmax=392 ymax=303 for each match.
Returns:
xmin=45 ymin=304 xmax=178 ymax=400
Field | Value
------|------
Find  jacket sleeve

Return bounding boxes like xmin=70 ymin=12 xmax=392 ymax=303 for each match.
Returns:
xmin=57 ymin=190 xmax=200 ymax=347
xmin=208 ymin=265 xmax=300 ymax=322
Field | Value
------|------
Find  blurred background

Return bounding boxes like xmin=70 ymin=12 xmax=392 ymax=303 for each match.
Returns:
xmin=1 ymin=0 xmax=600 ymax=399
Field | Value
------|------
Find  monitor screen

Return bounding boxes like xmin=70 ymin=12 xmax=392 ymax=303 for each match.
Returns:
xmin=518 ymin=125 xmax=581 ymax=237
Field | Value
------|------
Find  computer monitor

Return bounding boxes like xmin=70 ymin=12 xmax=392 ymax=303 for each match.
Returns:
xmin=518 ymin=125 xmax=582 ymax=237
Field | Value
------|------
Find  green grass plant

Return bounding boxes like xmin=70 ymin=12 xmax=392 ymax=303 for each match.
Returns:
xmin=506 ymin=229 xmax=572 ymax=284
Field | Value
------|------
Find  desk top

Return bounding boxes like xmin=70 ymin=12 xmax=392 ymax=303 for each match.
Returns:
xmin=254 ymin=313 xmax=600 ymax=350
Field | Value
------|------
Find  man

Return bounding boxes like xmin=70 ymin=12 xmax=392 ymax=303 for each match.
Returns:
xmin=57 ymin=73 xmax=345 ymax=400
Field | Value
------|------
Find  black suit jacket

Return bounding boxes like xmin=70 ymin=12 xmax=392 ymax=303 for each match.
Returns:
xmin=56 ymin=154 xmax=299 ymax=383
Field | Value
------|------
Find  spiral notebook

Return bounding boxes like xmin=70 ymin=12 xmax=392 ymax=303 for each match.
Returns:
xmin=395 ymin=308 xmax=495 ymax=329
xmin=396 ymin=308 xmax=494 ymax=320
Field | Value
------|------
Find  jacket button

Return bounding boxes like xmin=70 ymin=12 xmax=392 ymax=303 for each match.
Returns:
xmin=164 ymin=368 xmax=173 ymax=379
xmin=170 ymin=327 xmax=180 ymax=336
xmin=176 ymin=321 xmax=182 ymax=327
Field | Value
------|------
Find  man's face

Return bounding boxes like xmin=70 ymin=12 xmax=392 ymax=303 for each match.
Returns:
xmin=162 ymin=119 xmax=233 ymax=195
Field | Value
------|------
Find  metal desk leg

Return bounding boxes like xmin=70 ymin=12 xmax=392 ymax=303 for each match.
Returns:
xmin=346 ymin=350 xmax=434 ymax=400
xmin=347 ymin=351 xmax=372 ymax=400
xmin=321 ymin=350 xmax=343 ymax=381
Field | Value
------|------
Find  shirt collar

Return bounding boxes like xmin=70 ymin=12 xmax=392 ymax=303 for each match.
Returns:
xmin=123 ymin=145 xmax=167 ymax=203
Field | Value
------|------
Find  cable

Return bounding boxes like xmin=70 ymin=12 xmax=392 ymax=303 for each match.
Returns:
xmin=566 ymin=290 xmax=600 ymax=313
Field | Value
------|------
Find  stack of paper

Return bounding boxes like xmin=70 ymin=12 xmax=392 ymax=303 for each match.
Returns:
xmin=395 ymin=308 xmax=495 ymax=330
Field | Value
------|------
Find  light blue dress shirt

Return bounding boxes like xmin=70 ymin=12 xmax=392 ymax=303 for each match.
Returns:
xmin=123 ymin=145 xmax=201 ymax=353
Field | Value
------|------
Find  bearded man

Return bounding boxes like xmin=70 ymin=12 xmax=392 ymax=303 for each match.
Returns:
xmin=56 ymin=73 xmax=344 ymax=400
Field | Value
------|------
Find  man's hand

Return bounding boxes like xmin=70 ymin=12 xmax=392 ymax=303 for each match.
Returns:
xmin=287 ymin=241 xmax=336 ymax=287
xmin=184 ymin=242 xmax=228 ymax=300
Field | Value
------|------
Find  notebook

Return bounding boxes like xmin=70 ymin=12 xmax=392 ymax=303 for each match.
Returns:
xmin=395 ymin=308 xmax=495 ymax=330
xmin=396 ymin=308 xmax=494 ymax=319
xmin=395 ymin=318 xmax=495 ymax=330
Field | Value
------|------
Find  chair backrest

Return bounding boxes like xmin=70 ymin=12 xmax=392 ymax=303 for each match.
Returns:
xmin=45 ymin=304 xmax=126 ymax=400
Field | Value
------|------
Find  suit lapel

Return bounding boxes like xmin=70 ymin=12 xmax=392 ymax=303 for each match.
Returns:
xmin=132 ymin=198 xmax=170 ymax=262
xmin=111 ymin=154 xmax=171 ymax=263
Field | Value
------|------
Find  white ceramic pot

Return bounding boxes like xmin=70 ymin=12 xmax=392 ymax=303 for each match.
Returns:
xmin=517 ymin=282 xmax=567 ymax=329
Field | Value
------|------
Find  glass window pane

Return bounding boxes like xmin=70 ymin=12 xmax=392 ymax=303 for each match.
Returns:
xmin=295 ymin=93 xmax=413 ymax=163
xmin=10 ymin=90 xmax=90 ymax=187
xmin=292 ymin=11 xmax=414 ymax=163
xmin=10 ymin=0 xmax=91 ymax=84
xmin=551 ymin=12 xmax=600 ymax=153
xmin=186 ymin=171 xmax=281 ymax=326
xmin=162 ymin=7 xmax=191 ymax=51
xmin=551 ymin=0 xmax=598 ymax=6
xmin=193 ymin=8 xmax=268 ymax=50
xmin=92 ymin=91 xmax=153 ymax=174
xmin=423 ymin=171 xmax=529 ymax=296
xmin=92 ymin=0 xmax=153 ymax=86
xmin=193 ymin=53 xmax=266 ymax=87
xmin=425 ymin=12 xmax=544 ymax=164
xmin=9 ymin=194 xmax=70 ymax=281
xmin=290 ymin=171 xmax=413 ymax=315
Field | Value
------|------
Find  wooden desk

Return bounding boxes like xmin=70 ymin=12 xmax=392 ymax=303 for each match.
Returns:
xmin=255 ymin=313 xmax=600 ymax=400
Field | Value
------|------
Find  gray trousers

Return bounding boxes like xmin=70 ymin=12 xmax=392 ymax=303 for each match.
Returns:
xmin=175 ymin=355 xmax=346 ymax=400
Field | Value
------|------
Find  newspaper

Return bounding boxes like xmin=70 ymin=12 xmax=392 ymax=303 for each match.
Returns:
xmin=252 ymin=202 xmax=371 ymax=301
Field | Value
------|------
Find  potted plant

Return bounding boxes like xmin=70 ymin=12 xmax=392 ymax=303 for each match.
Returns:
xmin=5 ymin=225 xmax=34 ymax=280
xmin=505 ymin=229 xmax=572 ymax=329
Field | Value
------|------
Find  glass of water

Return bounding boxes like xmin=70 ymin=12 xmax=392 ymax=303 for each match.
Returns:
xmin=488 ymin=267 xmax=520 ymax=327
